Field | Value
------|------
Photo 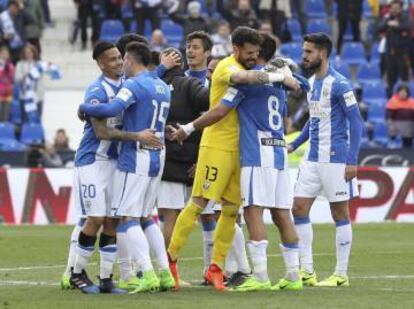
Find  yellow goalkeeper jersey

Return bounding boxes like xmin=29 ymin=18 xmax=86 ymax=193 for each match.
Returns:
xmin=200 ymin=55 xmax=244 ymax=151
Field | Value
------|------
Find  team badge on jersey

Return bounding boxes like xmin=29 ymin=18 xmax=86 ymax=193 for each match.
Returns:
xmin=203 ymin=180 xmax=211 ymax=191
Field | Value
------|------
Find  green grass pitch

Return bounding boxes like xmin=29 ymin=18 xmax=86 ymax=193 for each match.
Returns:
xmin=0 ymin=223 xmax=413 ymax=309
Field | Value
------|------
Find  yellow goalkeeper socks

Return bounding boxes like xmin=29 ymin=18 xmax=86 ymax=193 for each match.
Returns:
xmin=168 ymin=200 xmax=204 ymax=260
xmin=212 ymin=204 xmax=239 ymax=269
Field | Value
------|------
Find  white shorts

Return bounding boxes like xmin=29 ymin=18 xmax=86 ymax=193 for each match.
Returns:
xmin=294 ymin=160 xmax=359 ymax=202
xmin=241 ymin=166 xmax=293 ymax=209
xmin=73 ymin=160 xmax=117 ymax=217
xmin=156 ymin=181 xmax=190 ymax=210
xmin=112 ymin=170 xmax=161 ymax=218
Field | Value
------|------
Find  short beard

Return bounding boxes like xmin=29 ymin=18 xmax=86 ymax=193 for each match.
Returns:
xmin=304 ymin=58 xmax=322 ymax=75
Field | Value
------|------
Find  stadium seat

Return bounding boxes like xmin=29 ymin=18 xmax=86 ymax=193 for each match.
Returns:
xmin=362 ymin=81 xmax=387 ymax=102
xmin=357 ymin=62 xmax=381 ymax=82
xmin=368 ymin=103 xmax=386 ymax=123
xmin=99 ymin=19 xmax=125 ymax=43
xmin=0 ymin=122 xmax=16 ymax=144
xmin=307 ymin=19 xmax=331 ymax=34
xmin=161 ymin=20 xmax=183 ymax=44
xmin=20 ymin=122 xmax=44 ymax=145
xmin=333 ymin=62 xmax=352 ymax=79
xmin=0 ymin=139 xmax=27 ymax=151
xmin=373 ymin=122 xmax=388 ymax=144
xmin=341 ymin=42 xmax=366 ymax=66
xmin=287 ymin=19 xmax=302 ymax=41
xmin=121 ymin=2 xmax=134 ymax=19
xmin=306 ymin=0 xmax=327 ymax=19
xmin=370 ymin=42 xmax=380 ymax=62
xmin=280 ymin=42 xmax=302 ymax=63
xmin=129 ymin=20 xmax=152 ymax=37
xmin=8 ymin=100 xmax=22 ymax=125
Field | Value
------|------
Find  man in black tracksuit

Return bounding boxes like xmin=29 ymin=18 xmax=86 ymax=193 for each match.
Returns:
xmin=156 ymin=48 xmax=209 ymax=252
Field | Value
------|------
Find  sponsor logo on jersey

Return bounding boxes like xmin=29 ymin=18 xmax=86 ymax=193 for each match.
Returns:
xmin=335 ymin=191 xmax=347 ymax=196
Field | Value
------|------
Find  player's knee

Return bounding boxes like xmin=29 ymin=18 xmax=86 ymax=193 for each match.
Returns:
xmin=99 ymin=232 xmax=116 ymax=248
xmin=221 ymin=204 xmax=239 ymax=219
xmin=84 ymin=217 xmax=104 ymax=233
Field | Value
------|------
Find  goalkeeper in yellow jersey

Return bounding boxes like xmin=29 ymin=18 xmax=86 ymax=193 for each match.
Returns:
xmin=166 ymin=26 xmax=299 ymax=291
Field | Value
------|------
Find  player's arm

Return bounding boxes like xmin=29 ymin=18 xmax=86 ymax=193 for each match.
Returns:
xmin=79 ymin=82 xmax=137 ymax=118
xmin=288 ymin=120 xmax=310 ymax=153
xmin=172 ymin=87 xmax=244 ymax=143
xmin=230 ymin=67 xmax=300 ymax=90
xmin=90 ymin=118 xmax=162 ymax=147
xmin=188 ymin=78 xmax=210 ymax=112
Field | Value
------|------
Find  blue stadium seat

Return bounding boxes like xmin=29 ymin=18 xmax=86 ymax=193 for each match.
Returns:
xmin=8 ymin=100 xmax=22 ymax=125
xmin=362 ymin=0 xmax=372 ymax=17
xmin=357 ymin=62 xmax=381 ymax=82
xmin=370 ymin=42 xmax=380 ymax=62
xmin=306 ymin=0 xmax=327 ymax=19
xmin=373 ymin=122 xmax=388 ymax=144
xmin=0 ymin=139 xmax=27 ymax=151
xmin=129 ymin=20 xmax=152 ymax=37
xmin=0 ymin=122 xmax=16 ymax=144
xmin=307 ymin=19 xmax=331 ymax=34
xmin=121 ymin=2 xmax=134 ymax=19
xmin=362 ymin=81 xmax=387 ymax=103
xmin=161 ymin=20 xmax=183 ymax=44
xmin=99 ymin=19 xmax=125 ymax=43
xmin=20 ymin=122 xmax=44 ymax=145
xmin=368 ymin=103 xmax=386 ymax=123
xmin=333 ymin=62 xmax=352 ymax=79
xmin=341 ymin=42 xmax=366 ymax=66
xmin=287 ymin=19 xmax=302 ymax=41
xmin=280 ymin=42 xmax=302 ymax=63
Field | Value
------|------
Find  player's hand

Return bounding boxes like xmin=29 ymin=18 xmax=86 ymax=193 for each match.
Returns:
xmin=287 ymin=144 xmax=294 ymax=153
xmin=171 ymin=127 xmax=189 ymax=145
xmin=345 ymin=165 xmax=358 ymax=182
xmin=160 ymin=51 xmax=181 ymax=69
xmin=283 ymin=76 xmax=301 ymax=92
xmin=187 ymin=164 xmax=196 ymax=178
xmin=165 ymin=124 xmax=177 ymax=141
xmin=136 ymin=129 xmax=163 ymax=148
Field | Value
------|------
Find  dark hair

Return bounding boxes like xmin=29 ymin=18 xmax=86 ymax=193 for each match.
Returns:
xmin=116 ymin=33 xmax=149 ymax=57
xmin=161 ymin=47 xmax=183 ymax=62
xmin=303 ymin=32 xmax=333 ymax=57
xmin=390 ymin=0 xmax=403 ymax=6
xmin=125 ymin=42 xmax=152 ymax=66
xmin=186 ymin=31 xmax=213 ymax=51
xmin=231 ymin=26 xmax=263 ymax=47
xmin=8 ymin=0 xmax=19 ymax=7
xmin=92 ymin=41 xmax=116 ymax=60
xmin=21 ymin=43 xmax=39 ymax=61
xmin=259 ymin=33 xmax=277 ymax=62
xmin=397 ymin=83 xmax=410 ymax=96
xmin=151 ymin=50 xmax=160 ymax=67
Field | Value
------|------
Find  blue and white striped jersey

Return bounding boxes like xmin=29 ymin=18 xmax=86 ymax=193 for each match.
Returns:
xmin=222 ymin=83 xmax=288 ymax=170
xmin=306 ymin=66 xmax=358 ymax=163
xmin=74 ymin=76 xmax=123 ymax=167
xmin=115 ymin=71 xmax=171 ymax=176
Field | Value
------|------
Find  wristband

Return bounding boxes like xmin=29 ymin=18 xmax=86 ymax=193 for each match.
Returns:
xmin=181 ymin=122 xmax=195 ymax=136
xmin=268 ymin=72 xmax=285 ymax=83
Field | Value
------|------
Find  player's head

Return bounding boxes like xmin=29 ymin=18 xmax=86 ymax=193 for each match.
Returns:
xmin=116 ymin=33 xmax=149 ymax=58
xmin=302 ymin=32 xmax=332 ymax=71
xmin=186 ymin=31 xmax=212 ymax=69
xmin=92 ymin=41 xmax=123 ymax=79
xmin=390 ymin=0 xmax=403 ymax=16
xmin=123 ymin=42 xmax=152 ymax=77
xmin=148 ymin=50 xmax=160 ymax=71
xmin=258 ymin=32 xmax=277 ymax=63
xmin=161 ymin=47 xmax=184 ymax=69
xmin=206 ymin=57 xmax=223 ymax=81
xmin=231 ymin=26 xmax=262 ymax=69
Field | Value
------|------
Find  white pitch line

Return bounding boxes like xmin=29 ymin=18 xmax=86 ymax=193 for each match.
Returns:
xmin=353 ymin=275 xmax=414 ymax=279
xmin=0 ymin=280 xmax=59 ymax=286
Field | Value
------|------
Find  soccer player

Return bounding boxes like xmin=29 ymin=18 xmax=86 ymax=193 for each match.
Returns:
xmin=289 ymin=33 xmax=363 ymax=287
xmin=167 ymin=26 xmax=299 ymax=291
xmin=185 ymin=31 xmax=211 ymax=87
xmin=78 ymin=42 xmax=174 ymax=293
xmin=69 ymin=41 xmax=161 ymax=294
xmin=219 ymin=33 xmax=306 ymax=292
